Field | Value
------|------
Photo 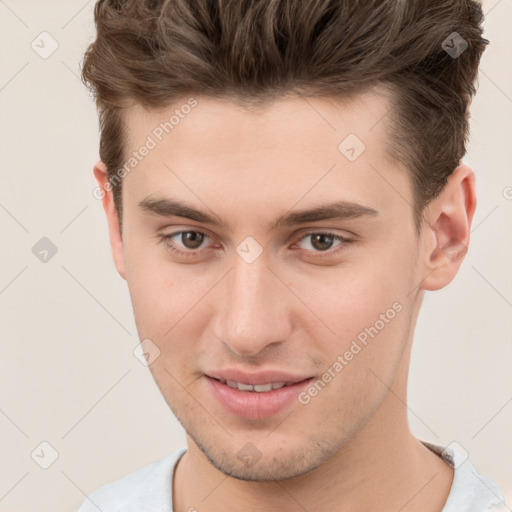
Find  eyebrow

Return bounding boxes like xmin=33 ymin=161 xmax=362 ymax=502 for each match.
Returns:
xmin=138 ymin=196 xmax=379 ymax=232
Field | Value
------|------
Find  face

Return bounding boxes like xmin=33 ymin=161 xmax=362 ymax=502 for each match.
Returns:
xmin=102 ymin=92 xmax=432 ymax=480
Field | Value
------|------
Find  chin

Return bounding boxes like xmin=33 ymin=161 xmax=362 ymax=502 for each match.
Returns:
xmin=191 ymin=431 xmax=333 ymax=482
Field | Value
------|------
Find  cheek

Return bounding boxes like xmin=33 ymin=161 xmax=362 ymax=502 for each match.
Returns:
xmin=296 ymin=292 xmax=411 ymax=424
xmin=124 ymin=242 xmax=177 ymax=336
xmin=310 ymin=283 xmax=409 ymax=387
xmin=298 ymin=250 xmax=414 ymax=345
xmin=125 ymin=244 xmax=218 ymax=348
xmin=293 ymin=239 xmax=416 ymax=388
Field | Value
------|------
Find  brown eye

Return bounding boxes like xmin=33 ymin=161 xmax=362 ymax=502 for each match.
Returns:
xmin=160 ymin=230 xmax=211 ymax=257
xmin=309 ymin=233 xmax=336 ymax=251
xmin=293 ymin=231 xmax=354 ymax=260
xmin=297 ymin=232 xmax=345 ymax=253
xmin=179 ymin=231 xmax=205 ymax=249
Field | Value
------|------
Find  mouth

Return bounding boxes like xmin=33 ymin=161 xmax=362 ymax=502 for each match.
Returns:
xmin=204 ymin=372 xmax=314 ymax=420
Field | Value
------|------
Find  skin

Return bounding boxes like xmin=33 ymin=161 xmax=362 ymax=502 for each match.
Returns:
xmin=94 ymin=90 xmax=476 ymax=512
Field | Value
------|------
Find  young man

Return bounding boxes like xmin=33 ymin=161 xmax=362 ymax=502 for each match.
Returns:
xmin=78 ymin=0 xmax=507 ymax=511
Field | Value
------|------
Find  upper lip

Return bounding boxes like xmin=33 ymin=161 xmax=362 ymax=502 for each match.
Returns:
xmin=206 ymin=368 xmax=312 ymax=386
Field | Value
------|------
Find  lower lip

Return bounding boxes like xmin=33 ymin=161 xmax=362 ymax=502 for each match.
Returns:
xmin=205 ymin=376 xmax=313 ymax=420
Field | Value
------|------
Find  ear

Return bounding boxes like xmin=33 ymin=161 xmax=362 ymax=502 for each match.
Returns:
xmin=93 ymin=161 xmax=126 ymax=280
xmin=419 ymin=164 xmax=476 ymax=291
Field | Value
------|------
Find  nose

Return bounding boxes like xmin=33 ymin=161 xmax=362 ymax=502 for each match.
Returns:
xmin=214 ymin=252 xmax=292 ymax=357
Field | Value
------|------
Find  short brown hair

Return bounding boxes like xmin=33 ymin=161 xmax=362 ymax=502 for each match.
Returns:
xmin=81 ymin=0 xmax=487 ymax=228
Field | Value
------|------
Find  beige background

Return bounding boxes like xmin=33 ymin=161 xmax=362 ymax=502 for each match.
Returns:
xmin=0 ymin=1 xmax=511 ymax=511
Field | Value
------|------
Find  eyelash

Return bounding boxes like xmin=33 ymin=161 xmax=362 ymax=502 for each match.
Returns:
xmin=159 ymin=230 xmax=352 ymax=259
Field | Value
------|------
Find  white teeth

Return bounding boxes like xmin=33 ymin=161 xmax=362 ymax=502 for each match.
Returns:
xmin=223 ymin=380 xmax=287 ymax=392
xmin=253 ymin=383 xmax=273 ymax=392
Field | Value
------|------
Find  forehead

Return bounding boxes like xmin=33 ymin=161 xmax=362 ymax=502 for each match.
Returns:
xmin=119 ymin=91 xmax=411 ymax=226
xmin=123 ymin=90 xmax=395 ymax=160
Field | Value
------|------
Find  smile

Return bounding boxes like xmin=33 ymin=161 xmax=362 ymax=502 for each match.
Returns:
xmin=220 ymin=379 xmax=290 ymax=392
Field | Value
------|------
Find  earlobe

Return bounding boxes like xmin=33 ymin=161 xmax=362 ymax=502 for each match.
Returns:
xmin=419 ymin=165 xmax=476 ymax=291
xmin=93 ymin=161 xmax=127 ymax=280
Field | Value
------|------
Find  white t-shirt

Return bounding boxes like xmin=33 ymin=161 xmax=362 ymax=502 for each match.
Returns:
xmin=76 ymin=440 xmax=507 ymax=511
